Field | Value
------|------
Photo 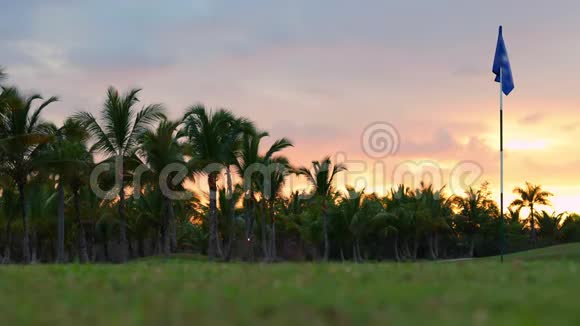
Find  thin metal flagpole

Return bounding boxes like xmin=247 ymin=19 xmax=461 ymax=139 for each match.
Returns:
xmin=500 ymin=68 xmax=505 ymax=263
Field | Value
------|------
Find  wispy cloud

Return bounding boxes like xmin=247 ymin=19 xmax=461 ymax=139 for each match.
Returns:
xmin=2 ymin=0 xmax=580 ymax=211
xmin=519 ymin=113 xmax=545 ymax=125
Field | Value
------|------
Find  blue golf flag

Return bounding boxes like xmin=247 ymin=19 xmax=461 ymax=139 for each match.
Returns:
xmin=493 ymin=26 xmax=514 ymax=95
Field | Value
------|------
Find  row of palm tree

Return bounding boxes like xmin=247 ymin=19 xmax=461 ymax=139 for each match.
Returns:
xmin=0 ymin=69 xmax=572 ymax=263
xmin=278 ymin=181 xmax=560 ymax=261
xmin=0 ymin=75 xmax=300 ymax=262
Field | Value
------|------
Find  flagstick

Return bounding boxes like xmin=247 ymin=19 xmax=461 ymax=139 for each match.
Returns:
xmin=500 ymin=68 xmax=505 ymax=263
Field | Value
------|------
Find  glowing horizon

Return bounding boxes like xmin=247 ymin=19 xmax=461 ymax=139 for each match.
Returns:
xmin=2 ymin=1 xmax=580 ymax=213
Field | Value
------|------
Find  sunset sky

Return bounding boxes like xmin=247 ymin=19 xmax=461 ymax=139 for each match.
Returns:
xmin=2 ymin=0 xmax=580 ymax=212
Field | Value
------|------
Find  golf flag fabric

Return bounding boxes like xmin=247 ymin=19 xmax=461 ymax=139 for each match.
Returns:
xmin=493 ymin=26 xmax=514 ymax=95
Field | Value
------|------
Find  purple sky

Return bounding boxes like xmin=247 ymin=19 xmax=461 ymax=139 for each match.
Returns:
xmin=3 ymin=0 xmax=580 ymax=211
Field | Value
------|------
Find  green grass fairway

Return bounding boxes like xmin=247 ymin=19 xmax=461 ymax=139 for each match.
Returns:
xmin=500 ymin=243 xmax=580 ymax=262
xmin=2 ymin=245 xmax=580 ymax=325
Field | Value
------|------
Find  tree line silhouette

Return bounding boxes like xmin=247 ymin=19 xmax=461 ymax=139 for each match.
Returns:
xmin=2 ymin=67 xmax=579 ymax=264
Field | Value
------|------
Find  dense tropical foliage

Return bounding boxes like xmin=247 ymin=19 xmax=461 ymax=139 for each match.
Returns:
xmin=1 ymin=68 xmax=578 ymax=264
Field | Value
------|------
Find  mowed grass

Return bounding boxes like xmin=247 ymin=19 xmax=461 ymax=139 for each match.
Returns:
xmin=501 ymin=243 xmax=580 ymax=261
xmin=2 ymin=245 xmax=580 ymax=325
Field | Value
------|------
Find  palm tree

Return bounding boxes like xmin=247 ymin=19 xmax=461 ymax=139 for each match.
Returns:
xmin=535 ymin=210 xmax=564 ymax=241
xmin=125 ymin=189 xmax=165 ymax=256
xmin=454 ymin=183 xmax=498 ymax=257
xmin=216 ymin=184 xmax=244 ymax=259
xmin=138 ymin=119 xmax=188 ymax=255
xmin=75 ymin=87 xmax=165 ymax=262
xmin=235 ymin=130 xmax=292 ymax=261
xmin=296 ymin=156 xmax=346 ymax=261
xmin=182 ymin=105 xmax=250 ymax=260
xmin=506 ymin=206 xmax=522 ymax=224
xmin=559 ymin=214 xmax=580 ymax=243
xmin=416 ymin=184 xmax=452 ymax=260
xmin=337 ymin=186 xmax=365 ymax=261
xmin=36 ymin=118 xmax=93 ymax=262
xmin=374 ymin=201 xmax=404 ymax=261
xmin=381 ymin=185 xmax=417 ymax=260
xmin=395 ymin=188 xmax=426 ymax=260
xmin=256 ymin=155 xmax=293 ymax=261
xmin=510 ymin=182 xmax=553 ymax=243
xmin=0 ymin=86 xmax=57 ymax=263
xmin=234 ymin=130 xmax=267 ymax=258
xmin=66 ymin=123 xmax=95 ymax=263
xmin=75 ymin=184 xmax=103 ymax=261
xmin=26 ymin=180 xmax=57 ymax=262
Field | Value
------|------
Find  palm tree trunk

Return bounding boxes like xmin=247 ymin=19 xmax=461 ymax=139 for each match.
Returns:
xmin=169 ymin=210 xmax=177 ymax=253
xmin=30 ymin=228 xmax=39 ymax=263
xmin=322 ymin=201 xmax=329 ymax=261
xmin=162 ymin=197 xmax=172 ymax=256
xmin=530 ymin=204 xmax=536 ymax=245
xmin=17 ymin=182 xmax=31 ymax=264
xmin=118 ymin=183 xmax=128 ymax=262
xmin=269 ymin=199 xmax=276 ymax=261
xmin=393 ymin=234 xmax=400 ymax=262
xmin=155 ymin=231 xmax=162 ymax=255
xmin=88 ymin=219 xmax=96 ymax=262
xmin=434 ymin=233 xmax=440 ymax=258
xmin=271 ymin=222 xmax=276 ymax=261
xmin=468 ymin=237 xmax=475 ymax=257
xmin=2 ymin=218 xmax=13 ymax=264
xmin=168 ymin=198 xmax=177 ymax=253
xmin=244 ymin=200 xmax=250 ymax=260
xmin=356 ymin=239 xmax=363 ymax=262
xmin=138 ymin=236 xmax=145 ymax=257
xmin=73 ymin=190 xmax=89 ymax=263
xmin=56 ymin=182 xmax=65 ymax=263
xmin=402 ymin=239 xmax=411 ymax=260
xmin=37 ymin=234 xmax=44 ymax=263
xmin=103 ymin=237 xmax=110 ymax=262
xmin=225 ymin=167 xmax=235 ymax=261
xmin=207 ymin=173 xmax=219 ymax=261
xmin=244 ymin=196 xmax=255 ymax=261
xmin=259 ymin=201 xmax=269 ymax=261
xmin=412 ymin=236 xmax=419 ymax=260
xmin=127 ymin=234 xmax=134 ymax=259
xmin=427 ymin=234 xmax=436 ymax=260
